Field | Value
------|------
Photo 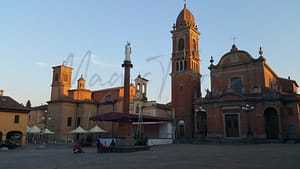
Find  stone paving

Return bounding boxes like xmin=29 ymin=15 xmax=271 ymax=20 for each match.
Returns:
xmin=0 ymin=143 xmax=300 ymax=169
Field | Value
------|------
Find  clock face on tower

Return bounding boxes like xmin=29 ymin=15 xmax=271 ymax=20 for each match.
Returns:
xmin=135 ymin=91 xmax=141 ymax=99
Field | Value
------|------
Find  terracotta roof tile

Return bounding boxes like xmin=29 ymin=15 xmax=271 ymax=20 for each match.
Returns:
xmin=0 ymin=96 xmax=30 ymax=113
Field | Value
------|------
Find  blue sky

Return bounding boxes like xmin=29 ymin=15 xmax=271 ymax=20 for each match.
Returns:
xmin=0 ymin=0 xmax=299 ymax=106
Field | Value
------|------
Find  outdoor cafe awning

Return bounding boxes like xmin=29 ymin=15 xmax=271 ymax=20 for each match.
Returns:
xmin=89 ymin=112 xmax=170 ymax=123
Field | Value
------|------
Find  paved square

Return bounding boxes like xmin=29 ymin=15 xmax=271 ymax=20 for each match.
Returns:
xmin=1 ymin=143 xmax=300 ymax=169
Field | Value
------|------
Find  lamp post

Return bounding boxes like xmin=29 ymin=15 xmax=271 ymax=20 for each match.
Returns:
xmin=41 ymin=116 xmax=52 ymax=129
xmin=41 ymin=113 xmax=52 ymax=144
xmin=241 ymin=104 xmax=255 ymax=137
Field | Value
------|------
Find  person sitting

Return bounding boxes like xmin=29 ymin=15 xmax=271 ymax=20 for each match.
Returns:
xmin=108 ymin=139 xmax=116 ymax=152
xmin=100 ymin=143 xmax=107 ymax=153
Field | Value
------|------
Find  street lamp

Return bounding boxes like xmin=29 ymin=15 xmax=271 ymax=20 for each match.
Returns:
xmin=41 ymin=113 xmax=53 ymax=144
xmin=241 ymin=104 xmax=255 ymax=137
xmin=41 ymin=116 xmax=52 ymax=129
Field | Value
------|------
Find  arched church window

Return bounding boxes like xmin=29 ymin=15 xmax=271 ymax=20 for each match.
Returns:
xmin=178 ymin=38 xmax=184 ymax=51
xmin=176 ymin=62 xmax=179 ymax=71
xmin=137 ymin=83 xmax=140 ymax=90
xmin=180 ymin=61 xmax=183 ymax=71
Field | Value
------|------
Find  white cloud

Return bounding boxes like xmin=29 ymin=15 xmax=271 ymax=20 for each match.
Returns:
xmin=35 ymin=62 xmax=49 ymax=67
xmin=90 ymin=53 xmax=119 ymax=68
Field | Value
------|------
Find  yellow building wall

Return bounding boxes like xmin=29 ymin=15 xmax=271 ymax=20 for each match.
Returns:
xmin=119 ymin=85 xmax=136 ymax=100
xmin=70 ymin=90 xmax=92 ymax=100
xmin=0 ymin=111 xmax=28 ymax=146
xmin=263 ymin=64 xmax=278 ymax=89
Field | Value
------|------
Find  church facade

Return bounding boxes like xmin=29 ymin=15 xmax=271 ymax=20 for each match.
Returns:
xmin=193 ymin=45 xmax=300 ymax=141
xmin=171 ymin=5 xmax=300 ymax=142
xmin=47 ymin=64 xmax=132 ymax=141
xmin=47 ymin=64 xmax=172 ymax=143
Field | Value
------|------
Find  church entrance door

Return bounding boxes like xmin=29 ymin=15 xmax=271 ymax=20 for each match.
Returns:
xmin=196 ymin=111 xmax=207 ymax=137
xmin=264 ymin=108 xmax=279 ymax=139
xmin=225 ymin=114 xmax=239 ymax=137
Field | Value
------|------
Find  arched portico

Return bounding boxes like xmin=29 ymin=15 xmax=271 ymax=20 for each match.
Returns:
xmin=6 ymin=131 xmax=23 ymax=145
xmin=264 ymin=107 xmax=279 ymax=139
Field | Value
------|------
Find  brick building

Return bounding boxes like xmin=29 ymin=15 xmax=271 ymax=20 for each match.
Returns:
xmin=47 ymin=64 xmax=172 ymax=142
xmin=47 ymin=64 xmax=135 ymax=141
xmin=194 ymin=45 xmax=300 ymax=141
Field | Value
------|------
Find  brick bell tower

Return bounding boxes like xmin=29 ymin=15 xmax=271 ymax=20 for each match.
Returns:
xmin=50 ymin=64 xmax=73 ymax=101
xmin=171 ymin=4 xmax=201 ymax=138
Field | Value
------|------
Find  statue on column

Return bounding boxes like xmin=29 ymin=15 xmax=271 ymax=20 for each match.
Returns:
xmin=125 ymin=41 xmax=131 ymax=61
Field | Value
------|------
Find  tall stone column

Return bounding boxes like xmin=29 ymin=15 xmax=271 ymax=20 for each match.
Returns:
xmin=119 ymin=42 xmax=134 ymax=143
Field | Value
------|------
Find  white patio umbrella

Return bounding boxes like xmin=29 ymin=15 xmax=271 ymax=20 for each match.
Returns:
xmin=43 ymin=128 xmax=55 ymax=134
xmin=69 ymin=126 xmax=88 ymax=143
xmin=42 ymin=128 xmax=55 ymax=144
xmin=27 ymin=125 xmax=41 ymax=144
xmin=69 ymin=126 xmax=88 ymax=134
xmin=28 ymin=125 xmax=41 ymax=133
xmin=89 ymin=125 xmax=108 ymax=133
